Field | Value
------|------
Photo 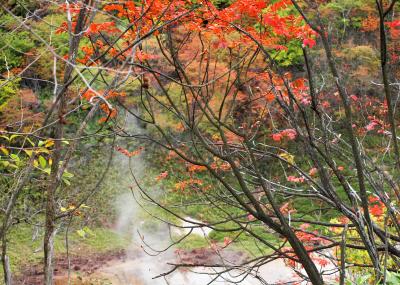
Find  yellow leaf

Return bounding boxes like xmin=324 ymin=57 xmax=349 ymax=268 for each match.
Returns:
xmin=279 ymin=152 xmax=295 ymax=165
xmin=36 ymin=148 xmax=50 ymax=154
xmin=44 ymin=140 xmax=54 ymax=148
xmin=24 ymin=149 xmax=33 ymax=157
xmin=0 ymin=147 xmax=9 ymax=156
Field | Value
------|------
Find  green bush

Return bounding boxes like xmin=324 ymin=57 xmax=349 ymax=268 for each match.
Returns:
xmin=0 ymin=30 xmax=34 ymax=72
xmin=323 ymin=0 xmax=364 ymax=12
xmin=0 ymin=78 xmax=20 ymax=111
xmin=269 ymin=40 xmax=304 ymax=67
xmin=5 ymin=0 xmax=40 ymax=17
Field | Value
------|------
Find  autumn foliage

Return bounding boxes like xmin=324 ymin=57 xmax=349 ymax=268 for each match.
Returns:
xmin=1 ymin=0 xmax=400 ymax=284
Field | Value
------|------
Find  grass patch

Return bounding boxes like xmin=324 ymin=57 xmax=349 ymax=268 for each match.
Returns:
xmin=74 ymin=227 xmax=131 ymax=252
xmin=176 ymin=235 xmax=210 ymax=250
xmin=2 ymin=224 xmax=130 ymax=277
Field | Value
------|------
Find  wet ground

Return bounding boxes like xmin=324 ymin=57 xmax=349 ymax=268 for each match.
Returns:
xmin=16 ymin=249 xmax=127 ymax=285
xmin=17 ymin=216 xmax=337 ymax=285
xmin=93 ymin=252 xmax=296 ymax=285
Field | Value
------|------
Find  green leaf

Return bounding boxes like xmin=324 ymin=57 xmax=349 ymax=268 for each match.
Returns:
xmin=77 ymin=229 xmax=86 ymax=238
xmin=9 ymin=134 xmax=20 ymax=141
xmin=10 ymin=153 xmax=20 ymax=162
xmin=355 ymin=274 xmax=371 ymax=284
xmin=62 ymin=177 xmax=71 ymax=186
xmin=63 ymin=171 xmax=74 ymax=178
xmin=26 ymin=137 xmax=35 ymax=146
xmin=62 ymin=171 xmax=73 ymax=185
xmin=83 ymin=226 xmax=94 ymax=236
xmin=38 ymin=155 xmax=46 ymax=168
xmin=386 ymin=272 xmax=400 ymax=284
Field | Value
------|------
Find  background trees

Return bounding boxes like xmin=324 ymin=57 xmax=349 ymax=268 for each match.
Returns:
xmin=0 ymin=0 xmax=399 ymax=284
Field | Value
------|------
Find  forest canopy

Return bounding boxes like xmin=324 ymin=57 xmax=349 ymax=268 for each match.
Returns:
xmin=0 ymin=0 xmax=399 ymax=284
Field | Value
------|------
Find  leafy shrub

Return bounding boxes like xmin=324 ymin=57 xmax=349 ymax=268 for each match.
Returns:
xmin=0 ymin=78 xmax=20 ymax=111
xmin=323 ymin=0 xmax=364 ymax=12
xmin=269 ymin=40 xmax=304 ymax=67
xmin=0 ymin=30 xmax=34 ymax=72
xmin=5 ymin=0 xmax=40 ymax=17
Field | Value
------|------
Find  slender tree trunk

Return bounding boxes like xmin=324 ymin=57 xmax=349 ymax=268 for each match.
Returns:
xmin=44 ymin=94 xmax=65 ymax=285
xmin=376 ymin=0 xmax=400 ymax=172
xmin=43 ymin=4 xmax=90 ymax=284
xmin=43 ymin=223 xmax=56 ymax=285
xmin=1 ymin=242 xmax=12 ymax=285
xmin=1 ymin=162 xmax=35 ymax=285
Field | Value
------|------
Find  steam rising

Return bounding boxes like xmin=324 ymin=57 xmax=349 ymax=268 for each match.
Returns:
xmin=99 ymin=113 xmax=332 ymax=285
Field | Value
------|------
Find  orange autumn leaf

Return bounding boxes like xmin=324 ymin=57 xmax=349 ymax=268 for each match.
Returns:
xmin=156 ymin=171 xmax=168 ymax=181
xmin=115 ymin=146 xmax=144 ymax=157
xmin=187 ymin=164 xmax=207 ymax=172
